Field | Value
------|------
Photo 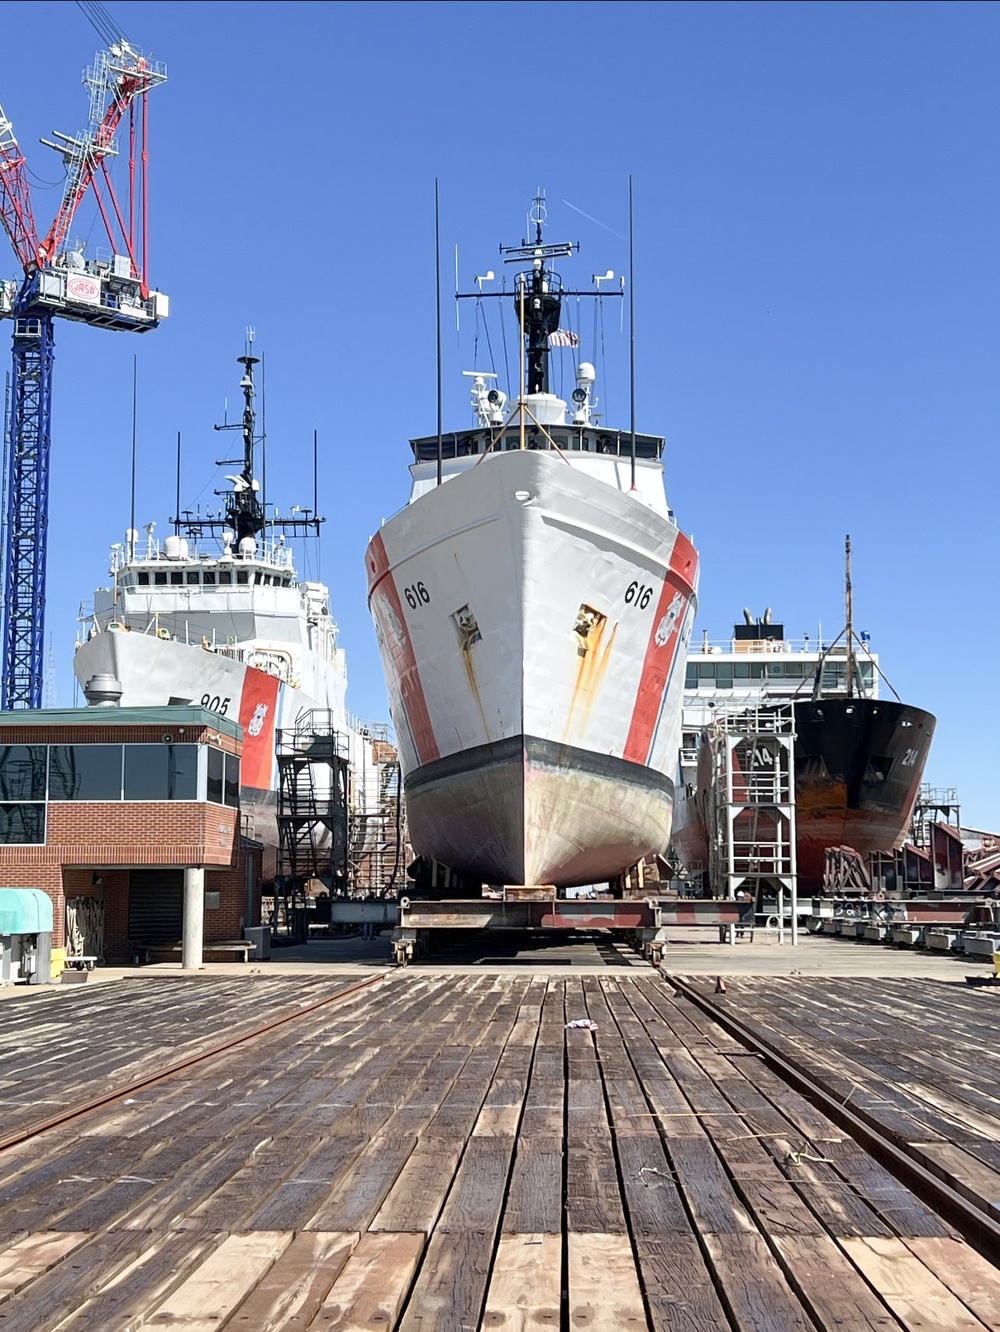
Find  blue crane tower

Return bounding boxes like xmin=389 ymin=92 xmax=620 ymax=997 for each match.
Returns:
xmin=0 ymin=3 xmax=167 ymax=707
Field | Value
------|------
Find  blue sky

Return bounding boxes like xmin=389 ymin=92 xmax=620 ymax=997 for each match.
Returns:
xmin=2 ymin=0 xmax=996 ymax=828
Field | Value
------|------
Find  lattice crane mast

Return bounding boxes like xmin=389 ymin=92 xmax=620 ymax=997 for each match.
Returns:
xmin=0 ymin=7 xmax=167 ymax=707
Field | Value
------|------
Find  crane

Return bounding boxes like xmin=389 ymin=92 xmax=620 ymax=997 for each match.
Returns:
xmin=0 ymin=2 xmax=167 ymax=708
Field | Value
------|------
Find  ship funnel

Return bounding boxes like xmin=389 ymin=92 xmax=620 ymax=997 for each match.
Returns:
xmin=83 ymin=674 xmax=123 ymax=707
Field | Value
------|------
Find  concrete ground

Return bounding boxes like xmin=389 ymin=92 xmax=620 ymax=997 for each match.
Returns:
xmin=6 ymin=925 xmax=991 ymax=995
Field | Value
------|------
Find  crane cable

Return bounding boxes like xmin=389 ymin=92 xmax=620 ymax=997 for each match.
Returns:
xmin=76 ymin=0 xmax=130 ymax=48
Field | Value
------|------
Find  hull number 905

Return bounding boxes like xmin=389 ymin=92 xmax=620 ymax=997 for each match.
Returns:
xmin=404 ymin=582 xmax=430 ymax=610
xmin=625 ymin=581 xmax=653 ymax=610
xmin=200 ymin=694 xmax=231 ymax=715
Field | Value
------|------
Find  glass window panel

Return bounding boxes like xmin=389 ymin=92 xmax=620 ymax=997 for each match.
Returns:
xmin=0 ymin=746 xmax=47 ymax=801
xmin=124 ymin=744 xmax=198 ymax=800
xmin=207 ymin=747 xmax=224 ymax=804
xmin=154 ymin=571 xmax=167 ymax=585
xmin=137 ymin=572 xmax=149 ymax=586
xmin=170 ymin=571 xmax=182 ymax=585
xmin=224 ymin=753 xmax=240 ymax=808
xmin=685 ymin=665 xmax=697 ymax=687
xmin=203 ymin=571 xmax=216 ymax=585
xmin=49 ymin=745 xmax=123 ymax=800
xmin=186 ymin=571 xmax=200 ymax=584
xmin=697 ymin=662 xmax=715 ymax=678
xmin=0 ymin=803 xmax=44 ymax=843
xmin=219 ymin=571 xmax=232 ymax=585
xmin=734 ymin=662 xmax=750 ymax=678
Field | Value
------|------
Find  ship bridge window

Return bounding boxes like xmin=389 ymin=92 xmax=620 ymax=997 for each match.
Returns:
xmin=734 ymin=662 xmax=750 ymax=678
xmin=170 ymin=571 xmax=183 ymax=585
xmin=505 ymin=435 xmax=519 ymax=450
xmin=137 ymin=572 xmax=150 ymax=586
xmin=203 ymin=571 xmax=216 ymax=585
xmin=237 ymin=571 xmax=248 ymax=585
xmin=715 ymin=665 xmax=733 ymax=688
xmin=219 ymin=571 xmax=232 ymax=585
xmin=685 ymin=664 xmax=697 ymax=687
xmin=697 ymin=662 xmax=715 ymax=679
xmin=186 ymin=571 xmax=200 ymax=585
xmin=154 ymin=571 xmax=167 ymax=586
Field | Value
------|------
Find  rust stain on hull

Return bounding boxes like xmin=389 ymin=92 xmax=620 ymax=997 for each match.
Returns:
xmin=564 ymin=609 xmax=618 ymax=744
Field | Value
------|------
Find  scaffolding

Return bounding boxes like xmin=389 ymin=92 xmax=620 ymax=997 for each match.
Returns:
xmin=706 ymin=703 xmax=798 ymax=944
xmin=274 ymin=710 xmax=349 ymax=933
xmin=348 ymin=728 xmax=406 ymax=896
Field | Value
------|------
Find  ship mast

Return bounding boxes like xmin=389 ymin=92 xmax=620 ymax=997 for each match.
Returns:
xmin=845 ymin=533 xmax=855 ymax=699
xmin=499 ymin=194 xmax=576 ymax=395
xmin=226 ymin=353 xmax=266 ymax=545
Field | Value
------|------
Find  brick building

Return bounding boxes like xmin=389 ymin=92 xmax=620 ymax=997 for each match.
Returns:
xmin=0 ymin=706 xmax=262 ymax=960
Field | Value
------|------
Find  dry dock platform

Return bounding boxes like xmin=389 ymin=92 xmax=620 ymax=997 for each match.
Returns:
xmin=1 ymin=972 xmax=1000 ymax=1329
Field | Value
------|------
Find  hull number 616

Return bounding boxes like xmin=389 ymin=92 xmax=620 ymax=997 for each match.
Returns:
xmin=625 ymin=581 xmax=653 ymax=610
xmin=404 ymin=582 xmax=430 ymax=610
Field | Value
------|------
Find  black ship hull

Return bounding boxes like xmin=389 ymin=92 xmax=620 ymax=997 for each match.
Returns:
xmin=673 ymin=698 xmax=935 ymax=891
xmin=792 ymin=698 xmax=935 ymax=888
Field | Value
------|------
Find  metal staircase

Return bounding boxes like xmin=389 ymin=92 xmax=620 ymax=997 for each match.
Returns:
xmin=274 ymin=711 xmax=349 ymax=933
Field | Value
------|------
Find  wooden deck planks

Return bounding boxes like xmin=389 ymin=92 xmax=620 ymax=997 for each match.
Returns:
xmin=306 ymin=1232 xmax=424 ymax=1330
xmin=2 ymin=973 xmax=1000 ymax=1328
xmin=481 ymin=1234 xmax=561 ymax=1330
xmin=566 ymin=1233 xmax=647 ymax=1329
xmin=225 ymin=1231 xmax=359 ymax=1329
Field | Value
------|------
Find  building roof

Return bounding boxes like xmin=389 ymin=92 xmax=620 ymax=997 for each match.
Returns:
xmin=0 ymin=705 xmax=242 ymax=740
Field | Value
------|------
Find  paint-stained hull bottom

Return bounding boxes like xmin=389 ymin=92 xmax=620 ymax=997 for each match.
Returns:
xmin=405 ymin=734 xmax=675 ymax=887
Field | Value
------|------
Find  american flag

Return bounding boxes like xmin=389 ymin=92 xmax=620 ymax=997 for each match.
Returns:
xmin=547 ymin=329 xmax=579 ymax=348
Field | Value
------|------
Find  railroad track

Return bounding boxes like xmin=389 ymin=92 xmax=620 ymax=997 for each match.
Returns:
xmin=670 ymin=974 xmax=1000 ymax=1261
xmin=0 ymin=970 xmax=999 ymax=1330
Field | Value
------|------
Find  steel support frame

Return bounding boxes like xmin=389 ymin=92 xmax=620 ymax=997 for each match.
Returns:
xmin=2 ymin=311 xmax=53 ymax=708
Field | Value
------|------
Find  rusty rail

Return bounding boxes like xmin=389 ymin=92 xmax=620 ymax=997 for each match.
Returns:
xmin=667 ymin=973 xmax=1000 ymax=1261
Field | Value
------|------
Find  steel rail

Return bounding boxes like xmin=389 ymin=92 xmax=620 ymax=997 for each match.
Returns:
xmin=667 ymin=973 xmax=1000 ymax=1260
xmin=0 ymin=971 xmax=389 ymax=1153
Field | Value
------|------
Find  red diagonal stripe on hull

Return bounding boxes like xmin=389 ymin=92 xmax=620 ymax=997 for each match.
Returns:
xmin=623 ymin=531 xmax=698 ymax=765
xmin=367 ymin=532 xmax=440 ymax=765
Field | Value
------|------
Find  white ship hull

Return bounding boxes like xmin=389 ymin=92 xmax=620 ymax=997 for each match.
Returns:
xmin=367 ymin=449 xmax=698 ymax=887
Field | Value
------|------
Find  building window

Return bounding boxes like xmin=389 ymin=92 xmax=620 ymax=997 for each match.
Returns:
xmin=124 ymin=744 xmax=199 ymax=800
xmin=224 ymin=753 xmax=240 ymax=808
xmin=0 ymin=746 xmax=47 ymax=801
xmin=49 ymin=745 xmax=123 ymax=800
xmin=207 ymin=747 xmax=224 ymax=804
xmin=0 ymin=803 xmax=45 ymax=844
